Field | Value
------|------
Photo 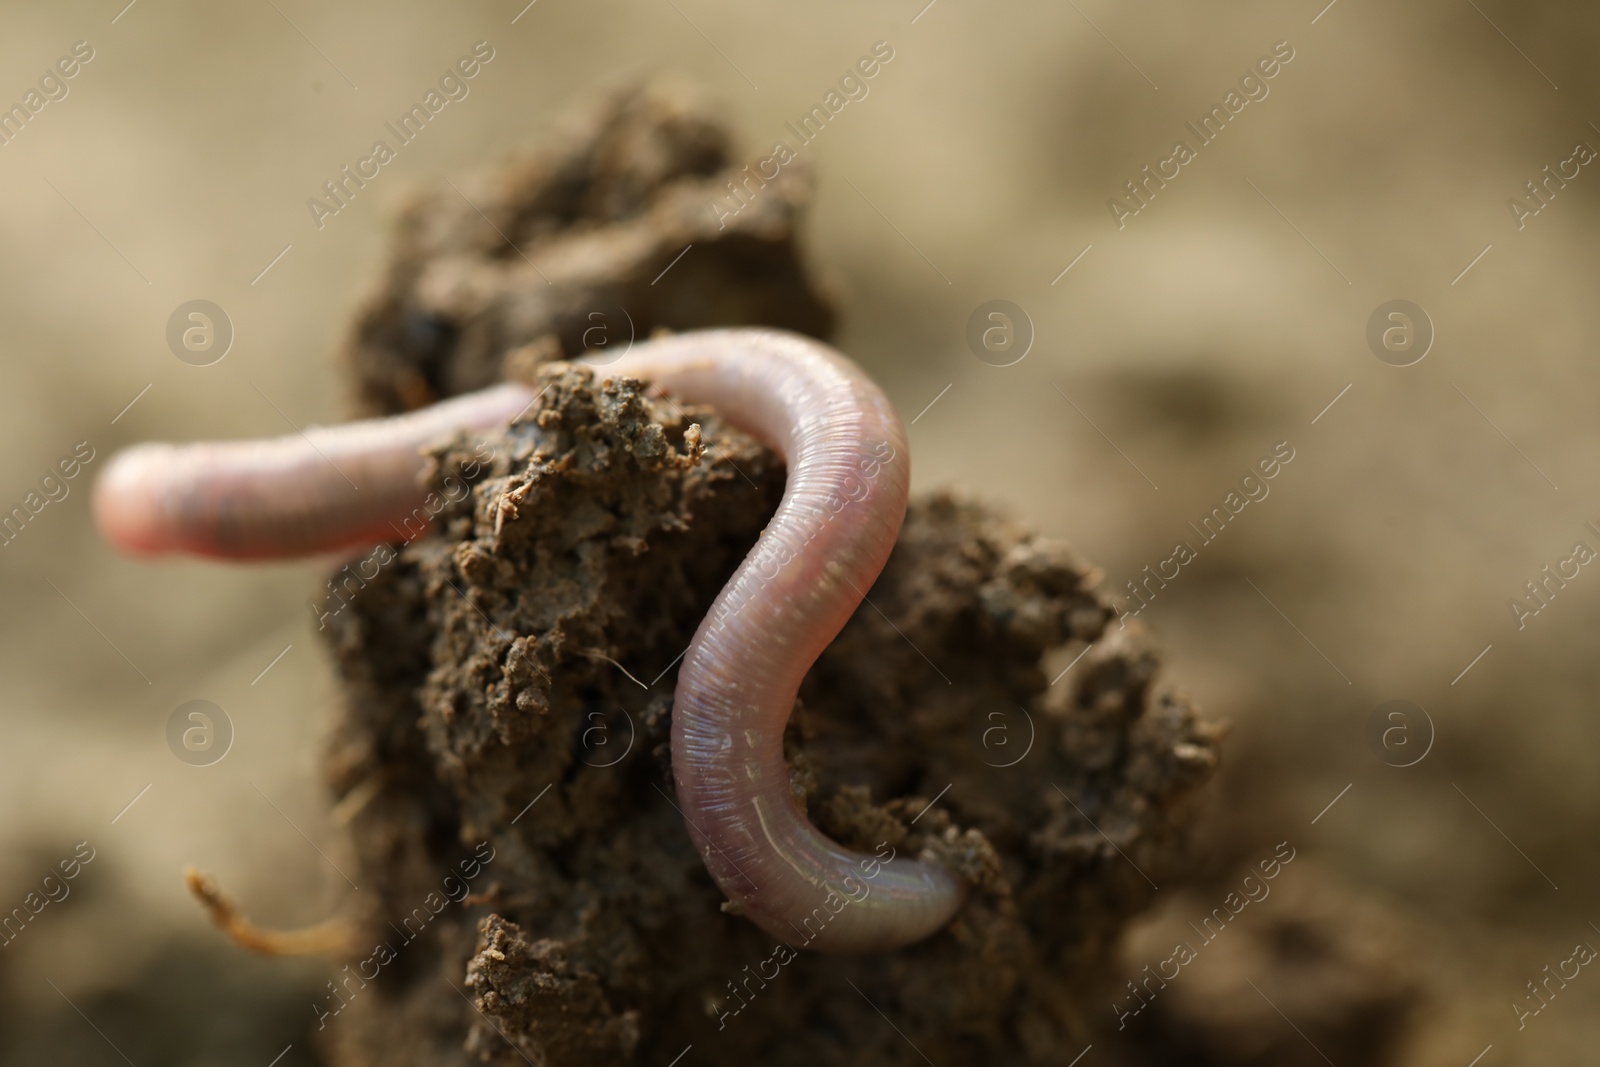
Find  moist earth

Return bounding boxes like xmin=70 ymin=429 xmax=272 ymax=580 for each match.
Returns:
xmin=314 ymin=79 xmax=1224 ymax=1066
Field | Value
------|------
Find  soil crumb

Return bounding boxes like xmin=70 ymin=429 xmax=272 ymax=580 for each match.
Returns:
xmin=318 ymin=80 xmax=1222 ymax=1066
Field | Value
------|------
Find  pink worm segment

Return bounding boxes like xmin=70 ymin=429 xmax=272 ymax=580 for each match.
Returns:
xmin=94 ymin=328 xmax=967 ymax=952
xmin=93 ymin=384 xmax=537 ymax=560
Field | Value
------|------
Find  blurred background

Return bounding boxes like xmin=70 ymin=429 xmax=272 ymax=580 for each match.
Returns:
xmin=1 ymin=0 xmax=1597 ymax=1063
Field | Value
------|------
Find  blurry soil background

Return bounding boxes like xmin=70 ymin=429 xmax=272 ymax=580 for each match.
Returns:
xmin=1 ymin=1 xmax=1599 ymax=1065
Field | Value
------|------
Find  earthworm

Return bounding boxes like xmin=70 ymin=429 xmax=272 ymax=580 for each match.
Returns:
xmin=95 ymin=328 xmax=968 ymax=952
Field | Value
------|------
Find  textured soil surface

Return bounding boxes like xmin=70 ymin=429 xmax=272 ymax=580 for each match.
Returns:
xmin=315 ymin=81 xmax=1223 ymax=1066
xmin=340 ymin=77 xmax=833 ymax=417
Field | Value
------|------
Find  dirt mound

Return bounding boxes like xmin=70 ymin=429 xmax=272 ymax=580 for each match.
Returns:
xmin=313 ymin=81 xmax=1221 ymax=1066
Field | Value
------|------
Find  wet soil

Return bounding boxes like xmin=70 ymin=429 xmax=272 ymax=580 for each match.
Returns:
xmin=316 ymin=80 xmax=1223 ymax=1066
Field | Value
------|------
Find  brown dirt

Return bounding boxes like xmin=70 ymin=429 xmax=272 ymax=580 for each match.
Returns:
xmin=340 ymin=77 xmax=834 ymax=417
xmin=1111 ymin=861 xmax=1427 ymax=1067
xmin=314 ymin=80 xmax=1223 ymax=1066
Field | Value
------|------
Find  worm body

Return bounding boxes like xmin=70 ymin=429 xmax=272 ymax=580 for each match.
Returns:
xmin=94 ymin=384 xmax=536 ymax=559
xmin=95 ymin=329 xmax=968 ymax=951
